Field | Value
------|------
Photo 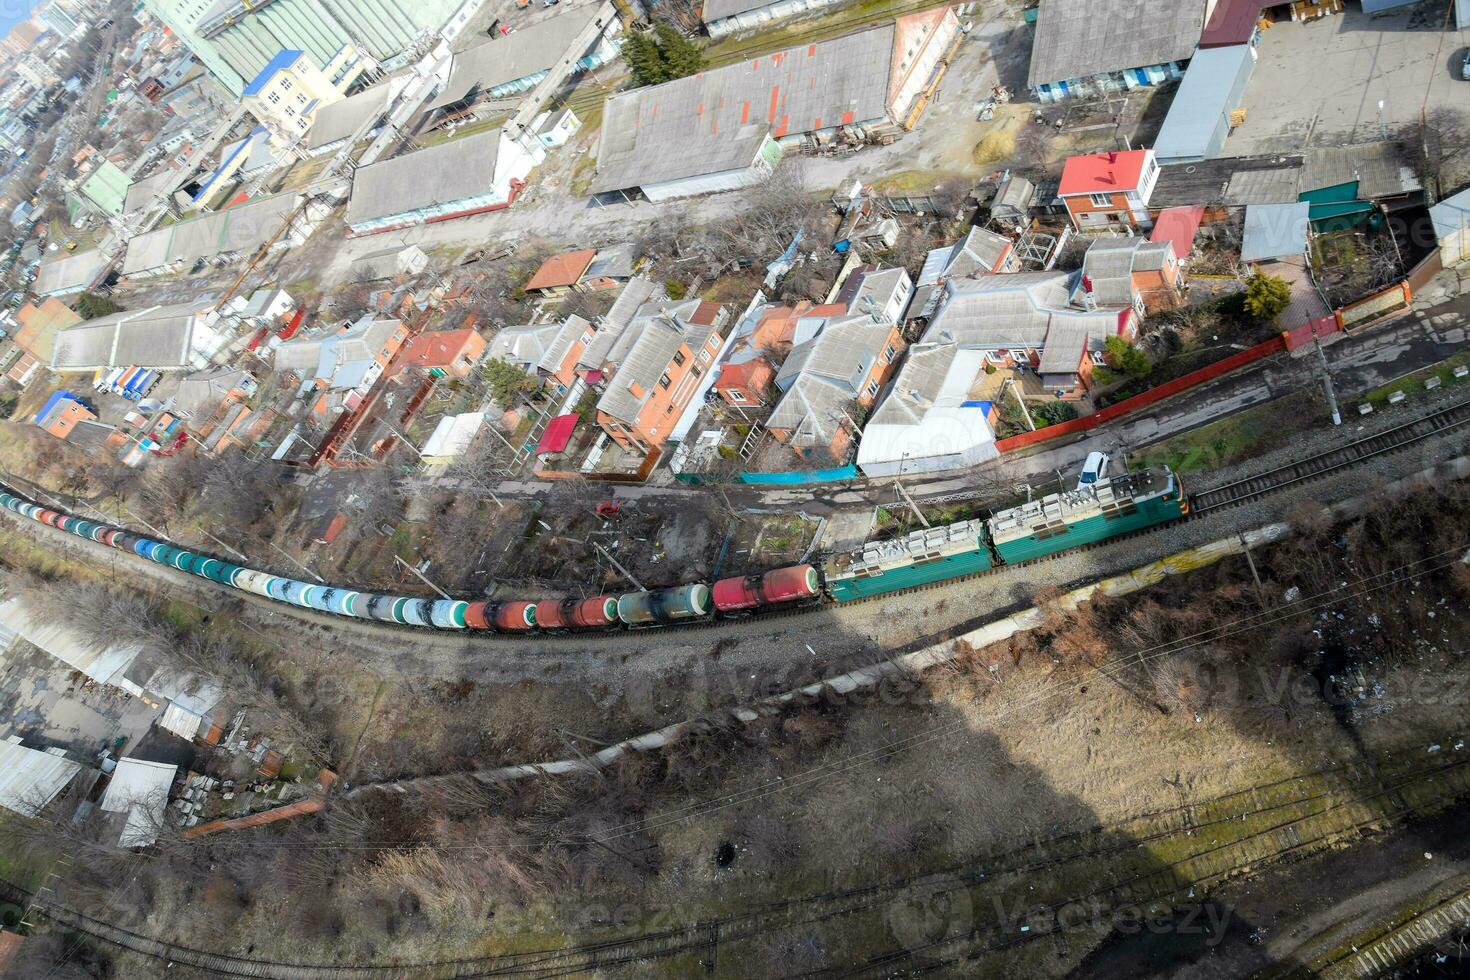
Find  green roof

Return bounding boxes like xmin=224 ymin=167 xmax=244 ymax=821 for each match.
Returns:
xmin=79 ymin=161 xmax=130 ymax=216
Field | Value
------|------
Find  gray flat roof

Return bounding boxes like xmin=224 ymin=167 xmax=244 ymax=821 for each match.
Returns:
xmin=122 ymin=166 xmax=188 ymax=215
xmin=36 ymin=248 xmax=109 ymax=297
xmin=51 ymin=300 xmax=217 ymax=371
xmin=1152 ymin=44 xmax=1254 ymax=162
xmin=1241 ymin=202 xmax=1311 ymax=263
xmin=428 ymin=4 xmax=607 ymax=111
xmin=704 ymin=0 xmax=781 ymax=23
xmin=592 ymin=23 xmax=895 ymax=195
xmin=346 ymin=128 xmax=504 ymax=227
xmin=1029 ymin=0 xmax=1207 ymax=88
xmin=122 ymin=193 xmax=300 ymax=275
xmin=305 ymin=85 xmax=392 ymax=150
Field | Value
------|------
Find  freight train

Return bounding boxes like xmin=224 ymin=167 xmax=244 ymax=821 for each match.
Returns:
xmin=0 ymin=468 xmax=1185 ymax=632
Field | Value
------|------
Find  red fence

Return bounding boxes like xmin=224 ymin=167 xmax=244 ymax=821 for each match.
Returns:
xmin=1281 ymin=315 xmax=1342 ymax=353
xmin=994 ymin=336 xmax=1286 ymax=453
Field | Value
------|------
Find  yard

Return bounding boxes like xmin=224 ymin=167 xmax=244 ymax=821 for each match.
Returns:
xmin=1130 ymin=387 xmax=1323 ymax=474
xmin=1225 ymin=5 xmax=1470 ymax=187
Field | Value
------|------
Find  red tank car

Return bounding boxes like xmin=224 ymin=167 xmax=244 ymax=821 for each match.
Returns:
xmin=534 ymin=599 xmax=570 ymax=631
xmin=711 ymin=564 xmax=821 ymax=613
xmin=492 ymin=601 xmax=536 ymax=631
xmin=464 ymin=602 xmax=492 ymax=629
xmin=570 ymin=596 xmax=619 ymax=628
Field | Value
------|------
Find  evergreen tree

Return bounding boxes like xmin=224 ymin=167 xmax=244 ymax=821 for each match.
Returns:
xmin=621 ymin=30 xmax=669 ymax=86
xmin=1104 ymin=335 xmax=1153 ymax=379
xmin=653 ymin=22 xmax=705 ymax=79
xmin=1243 ymin=272 xmax=1292 ymax=321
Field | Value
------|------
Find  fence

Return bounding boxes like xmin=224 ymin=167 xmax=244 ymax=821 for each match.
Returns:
xmin=994 ymin=336 xmax=1287 ymax=453
xmin=1338 ymin=281 xmax=1413 ymax=332
xmin=739 ymin=463 xmax=859 ymax=485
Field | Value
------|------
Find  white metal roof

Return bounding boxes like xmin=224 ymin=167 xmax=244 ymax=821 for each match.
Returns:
xmin=858 ymin=345 xmax=996 ymax=470
xmin=101 ymin=757 xmax=176 ymax=847
xmin=0 ymin=737 xmax=82 ymax=816
xmin=421 ymin=412 xmax=485 ymax=459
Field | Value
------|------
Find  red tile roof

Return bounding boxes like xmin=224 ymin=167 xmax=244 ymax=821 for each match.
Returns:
xmin=395 ymin=328 xmax=483 ymax=369
xmin=524 ymin=249 xmax=598 ymax=291
xmin=1200 ymin=0 xmax=1267 ymax=47
xmin=714 ymin=358 xmax=761 ymax=390
xmin=1059 ymin=149 xmax=1151 ymax=197
xmin=1150 ymin=206 xmax=1205 ymax=259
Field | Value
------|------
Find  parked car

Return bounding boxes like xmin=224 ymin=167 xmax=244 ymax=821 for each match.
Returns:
xmin=1462 ymin=49 xmax=1470 ymax=80
xmin=1077 ymin=451 xmax=1110 ymax=491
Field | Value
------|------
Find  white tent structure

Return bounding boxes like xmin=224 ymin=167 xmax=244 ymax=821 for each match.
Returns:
xmin=857 ymin=345 xmax=999 ymax=478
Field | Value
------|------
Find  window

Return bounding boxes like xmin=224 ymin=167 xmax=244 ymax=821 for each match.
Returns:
xmin=985 ymin=350 xmax=1008 ymax=364
xmin=267 ymin=92 xmax=280 ymax=104
xmin=882 ymin=343 xmax=897 ymax=363
xmin=671 ymin=350 xmax=686 ymax=366
xmin=697 ymin=349 xmax=711 ymax=365
xmin=1009 ymin=349 xmax=1028 ymax=363
xmin=728 ymin=390 xmax=747 ymax=403
xmin=865 ymin=379 xmax=880 ymax=398
xmin=658 ymin=374 xmax=672 ymax=389
xmin=281 ymin=76 xmax=292 ymax=90
xmin=1089 ymin=192 xmax=1112 ymax=208
xmin=1125 ymin=191 xmax=1141 ymax=205
xmin=665 ymin=405 xmax=674 ymax=415
xmin=285 ymin=107 xmax=295 ymax=117
xmin=1091 ymin=350 xmax=1107 ymax=366
xmin=295 ymin=93 xmax=306 ymax=105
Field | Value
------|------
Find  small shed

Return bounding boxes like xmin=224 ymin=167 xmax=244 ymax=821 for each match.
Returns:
xmin=1242 ymin=202 xmax=1311 ymax=263
xmin=990 ymin=174 xmax=1035 ymax=226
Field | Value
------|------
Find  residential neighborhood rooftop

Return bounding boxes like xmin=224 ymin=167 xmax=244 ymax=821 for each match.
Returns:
xmin=1028 ymin=0 xmax=1207 ymax=88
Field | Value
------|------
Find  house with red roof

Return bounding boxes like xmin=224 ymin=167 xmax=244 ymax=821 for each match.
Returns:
xmin=524 ymin=249 xmax=598 ymax=297
xmin=713 ymin=353 xmax=776 ymax=408
xmin=1058 ymin=148 xmax=1160 ymax=233
xmin=390 ymin=327 xmax=487 ymax=379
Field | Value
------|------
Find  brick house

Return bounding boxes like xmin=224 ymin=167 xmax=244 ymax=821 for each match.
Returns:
xmin=594 ymin=300 xmax=729 ymax=454
xmin=1059 ymin=148 xmax=1160 ymax=233
xmin=713 ymin=352 xmax=776 ymax=408
xmin=922 ymin=271 xmax=1137 ymax=399
xmin=33 ymin=391 xmax=96 ymax=440
xmin=766 ymin=312 xmax=906 ymax=464
xmin=1081 ymin=236 xmax=1182 ymax=315
xmin=391 ymin=327 xmax=487 ymax=379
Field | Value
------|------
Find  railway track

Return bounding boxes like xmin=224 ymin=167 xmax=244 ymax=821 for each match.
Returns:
xmin=1189 ymin=396 xmax=1470 ymax=513
xmin=7 ymin=743 xmax=1468 ymax=978
xmin=8 ymin=392 xmax=1470 ymax=652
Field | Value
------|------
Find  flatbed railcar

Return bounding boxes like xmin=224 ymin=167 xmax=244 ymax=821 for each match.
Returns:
xmin=0 ymin=468 xmax=1184 ymax=633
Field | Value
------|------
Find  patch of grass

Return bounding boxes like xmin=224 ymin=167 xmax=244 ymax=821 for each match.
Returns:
xmin=868 ymin=168 xmax=963 ymax=195
xmin=419 ymin=115 xmax=506 ymax=149
xmin=701 ymin=0 xmax=933 ymax=64
xmin=1360 ymin=350 xmax=1470 ymax=410
xmin=1133 ymin=389 xmax=1323 ymax=475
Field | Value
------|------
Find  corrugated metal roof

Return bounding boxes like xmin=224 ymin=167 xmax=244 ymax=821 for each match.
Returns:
xmin=593 ymin=23 xmax=896 ymax=195
xmin=1152 ymin=45 xmax=1254 ymax=163
xmin=428 ymin=5 xmax=607 ymax=111
xmin=123 ymin=193 xmax=300 ymax=275
xmin=595 ymin=301 xmax=715 ymax=424
xmin=1301 ymin=142 xmax=1422 ymax=200
xmin=305 ymin=85 xmax=392 ymax=149
xmin=51 ymin=300 xmax=219 ymax=371
xmin=0 ymin=737 xmax=81 ymax=816
xmin=421 ymin=412 xmax=485 ymax=458
xmin=101 ymin=757 xmax=176 ymax=847
xmin=767 ymin=313 xmax=894 ymax=445
xmin=1029 ymin=0 xmax=1206 ymax=88
xmin=347 ymin=128 xmax=505 ymax=227
xmin=36 ymin=247 xmax=109 ymax=297
xmin=1242 ymin=202 xmax=1311 ymax=262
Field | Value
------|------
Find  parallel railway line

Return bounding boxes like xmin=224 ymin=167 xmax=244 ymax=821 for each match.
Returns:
xmin=6 ymin=744 xmax=1468 ymax=978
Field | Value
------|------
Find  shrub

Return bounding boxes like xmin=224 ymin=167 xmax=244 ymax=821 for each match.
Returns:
xmin=1244 ymin=272 xmax=1292 ymax=321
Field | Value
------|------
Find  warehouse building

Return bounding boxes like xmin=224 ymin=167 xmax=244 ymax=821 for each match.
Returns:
xmin=345 ymin=128 xmax=542 ymax=235
xmin=703 ymin=0 xmax=847 ymax=38
xmin=121 ymin=193 xmax=308 ymax=279
xmin=50 ymin=300 xmax=230 ymax=373
xmin=0 ymin=737 xmax=82 ymax=818
xmin=35 ymin=245 xmax=113 ymax=298
xmin=302 ymin=84 xmax=393 ymax=156
xmin=1028 ymin=0 xmax=1206 ymax=102
xmin=592 ymin=9 xmax=959 ymax=202
xmin=427 ymin=3 xmax=622 ymax=115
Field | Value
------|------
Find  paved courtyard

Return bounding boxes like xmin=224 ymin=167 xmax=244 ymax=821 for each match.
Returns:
xmin=1226 ymin=6 xmax=1470 ymax=167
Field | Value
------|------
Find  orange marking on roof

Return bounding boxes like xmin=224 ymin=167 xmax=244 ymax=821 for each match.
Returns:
xmin=808 ymin=44 xmax=816 ymax=55
xmin=741 ymin=100 xmax=750 ymax=124
xmin=696 ymin=102 xmax=704 ymax=115
xmin=775 ymin=115 xmax=789 ymax=138
xmin=768 ymin=84 xmax=780 ymax=123
xmin=841 ymin=110 xmax=855 ymax=125
xmin=813 ymin=116 xmax=821 ymax=129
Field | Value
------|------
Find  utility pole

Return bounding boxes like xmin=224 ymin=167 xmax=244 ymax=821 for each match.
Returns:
xmin=1003 ymin=378 xmax=1036 ymax=431
xmin=589 ymin=540 xmax=644 ymax=591
xmin=394 ymin=555 xmax=450 ymax=599
xmin=893 ymin=478 xmax=930 ymax=528
xmin=1311 ymin=324 xmax=1341 ymax=426
xmin=269 ymin=540 xmax=325 ymax=583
